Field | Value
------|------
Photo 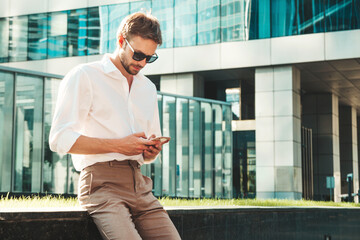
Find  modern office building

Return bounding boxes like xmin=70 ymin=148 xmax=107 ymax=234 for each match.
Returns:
xmin=0 ymin=0 xmax=360 ymax=202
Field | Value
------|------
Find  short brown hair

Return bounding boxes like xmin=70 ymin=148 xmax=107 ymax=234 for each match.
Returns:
xmin=117 ymin=12 xmax=162 ymax=45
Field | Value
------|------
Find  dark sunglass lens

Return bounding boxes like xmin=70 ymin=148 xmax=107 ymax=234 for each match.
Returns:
xmin=133 ymin=52 xmax=146 ymax=61
xmin=146 ymin=55 xmax=158 ymax=63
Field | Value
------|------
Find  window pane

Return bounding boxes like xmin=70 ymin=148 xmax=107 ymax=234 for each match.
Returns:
xmin=48 ymin=12 xmax=68 ymax=58
xmin=88 ymin=7 xmax=101 ymax=55
xmin=190 ymin=100 xmax=201 ymax=197
xmin=28 ymin=13 xmax=48 ymax=60
xmin=153 ymin=0 xmax=174 ymax=48
xmin=9 ymin=16 xmax=28 ymax=62
xmin=0 ymin=18 xmax=9 ymax=62
xmin=99 ymin=6 xmax=109 ymax=53
xmin=162 ymin=96 xmax=176 ymax=197
xmin=298 ymin=0 xmax=325 ymax=34
xmin=68 ymin=9 xmax=88 ymax=56
xmin=198 ymin=0 xmax=221 ymax=44
xmin=221 ymin=0 xmax=247 ymax=42
xmin=43 ymin=77 xmax=68 ymax=193
xmin=67 ymin=155 xmax=79 ymax=194
xmin=0 ymin=71 xmax=14 ymax=192
xmin=201 ymin=102 xmax=213 ymax=197
xmin=271 ymin=0 xmax=298 ymax=37
xmin=130 ymin=1 xmax=151 ymax=14
xmin=355 ymin=0 xmax=360 ymax=29
xmin=174 ymin=0 xmax=197 ymax=47
xmin=108 ymin=3 xmax=130 ymax=53
xmin=14 ymin=75 xmax=43 ymax=193
xmin=249 ymin=0 xmax=271 ymax=39
xmin=222 ymin=105 xmax=232 ymax=198
xmin=176 ymin=99 xmax=189 ymax=197
xmin=213 ymin=104 xmax=223 ymax=198
xmin=325 ymin=0 xmax=355 ymax=32
xmin=153 ymin=95 xmax=163 ymax=196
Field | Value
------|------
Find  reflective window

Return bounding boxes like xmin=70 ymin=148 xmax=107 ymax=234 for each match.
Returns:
xmin=174 ymin=0 xmax=197 ymax=47
xmin=271 ymin=0 xmax=298 ymax=37
xmin=108 ymin=3 xmax=130 ymax=53
xmin=14 ymin=75 xmax=43 ymax=193
xmin=213 ymin=104 xmax=223 ymax=197
xmin=48 ymin=12 xmax=68 ymax=58
xmin=88 ymin=7 xmax=101 ymax=55
xmin=67 ymin=156 xmax=79 ymax=194
xmin=28 ymin=13 xmax=48 ymax=60
xmin=201 ymin=102 xmax=213 ymax=197
xmin=189 ymin=100 xmax=201 ymax=197
xmin=355 ymin=0 xmax=360 ymax=29
xmin=176 ymin=99 xmax=189 ymax=197
xmin=325 ymin=0 xmax=356 ymax=32
xmin=68 ymin=9 xmax=88 ymax=56
xmin=249 ymin=0 xmax=271 ymax=39
xmin=43 ymin=77 xmax=68 ymax=193
xmin=221 ymin=0 xmax=247 ymax=42
xmin=99 ymin=6 xmax=110 ymax=53
xmin=130 ymin=1 xmax=151 ymax=14
xmin=233 ymin=130 xmax=255 ymax=198
xmin=0 ymin=18 xmax=9 ymax=62
xmin=198 ymin=0 xmax=221 ymax=44
xmin=162 ymin=96 xmax=176 ymax=196
xmin=297 ymin=0 xmax=325 ymax=34
xmin=153 ymin=95 xmax=163 ymax=196
xmin=152 ymin=0 xmax=174 ymax=48
xmin=222 ymin=105 xmax=233 ymax=198
xmin=0 ymin=71 xmax=14 ymax=192
xmin=226 ymin=88 xmax=240 ymax=120
xmin=9 ymin=16 xmax=28 ymax=62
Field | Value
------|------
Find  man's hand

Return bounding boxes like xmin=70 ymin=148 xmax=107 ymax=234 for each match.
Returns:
xmin=143 ymin=134 xmax=164 ymax=162
xmin=68 ymin=132 xmax=157 ymax=156
xmin=114 ymin=132 xmax=157 ymax=155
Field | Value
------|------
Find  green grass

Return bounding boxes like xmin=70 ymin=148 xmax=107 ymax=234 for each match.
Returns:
xmin=0 ymin=194 xmax=359 ymax=209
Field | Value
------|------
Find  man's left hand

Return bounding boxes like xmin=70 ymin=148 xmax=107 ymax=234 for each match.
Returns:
xmin=143 ymin=134 xmax=162 ymax=162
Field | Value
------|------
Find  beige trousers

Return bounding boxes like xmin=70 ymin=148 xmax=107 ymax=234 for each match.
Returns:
xmin=78 ymin=160 xmax=181 ymax=240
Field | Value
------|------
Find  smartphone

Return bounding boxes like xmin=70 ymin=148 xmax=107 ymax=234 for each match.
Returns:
xmin=151 ymin=136 xmax=171 ymax=143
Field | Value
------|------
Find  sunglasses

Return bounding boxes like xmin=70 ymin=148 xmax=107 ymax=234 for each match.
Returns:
xmin=125 ymin=39 xmax=158 ymax=63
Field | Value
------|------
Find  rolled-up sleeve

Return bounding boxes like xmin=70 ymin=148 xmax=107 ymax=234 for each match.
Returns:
xmin=49 ymin=66 xmax=92 ymax=155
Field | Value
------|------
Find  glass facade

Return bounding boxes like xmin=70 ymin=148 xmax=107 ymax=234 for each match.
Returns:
xmin=233 ymin=130 xmax=255 ymax=198
xmin=0 ymin=67 xmax=232 ymax=198
xmin=0 ymin=0 xmax=359 ymax=62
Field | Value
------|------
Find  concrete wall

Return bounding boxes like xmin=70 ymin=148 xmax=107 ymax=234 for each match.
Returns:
xmin=2 ymin=207 xmax=360 ymax=240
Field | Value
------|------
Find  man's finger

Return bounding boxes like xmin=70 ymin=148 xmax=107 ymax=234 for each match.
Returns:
xmin=133 ymin=132 xmax=146 ymax=138
xmin=148 ymin=134 xmax=156 ymax=140
xmin=141 ymin=138 xmax=157 ymax=146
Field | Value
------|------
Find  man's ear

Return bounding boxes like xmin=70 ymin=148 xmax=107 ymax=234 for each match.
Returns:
xmin=118 ymin=36 xmax=125 ymax=48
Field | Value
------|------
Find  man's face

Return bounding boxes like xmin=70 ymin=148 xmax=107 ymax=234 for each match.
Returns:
xmin=120 ymin=35 xmax=158 ymax=75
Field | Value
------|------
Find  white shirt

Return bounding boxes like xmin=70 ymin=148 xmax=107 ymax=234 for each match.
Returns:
xmin=49 ymin=54 xmax=161 ymax=171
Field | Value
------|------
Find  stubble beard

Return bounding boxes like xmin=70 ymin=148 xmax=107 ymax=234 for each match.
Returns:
xmin=120 ymin=54 xmax=142 ymax=75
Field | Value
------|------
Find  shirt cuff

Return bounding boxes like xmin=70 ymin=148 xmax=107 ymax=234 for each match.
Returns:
xmin=56 ymin=130 xmax=81 ymax=155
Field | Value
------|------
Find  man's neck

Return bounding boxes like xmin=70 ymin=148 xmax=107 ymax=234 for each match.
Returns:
xmin=110 ymin=51 xmax=134 ymax=83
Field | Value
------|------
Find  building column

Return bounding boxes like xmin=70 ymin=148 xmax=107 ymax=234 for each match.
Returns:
xmin=160 ymin=73 xmax=204 ymax=97
xmin=302 ymin=93 xmax=341 ymax=202
xmin=255 ymin=66 xmax=302 ymax=200
xmin=339 ymin=106 xmax=359 ymax=202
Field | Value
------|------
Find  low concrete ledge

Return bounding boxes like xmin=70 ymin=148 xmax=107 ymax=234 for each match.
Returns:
xmin=1 ymin=206 xmax=360 ymax=240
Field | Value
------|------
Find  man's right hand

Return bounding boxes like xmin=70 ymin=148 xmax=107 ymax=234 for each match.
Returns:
xmin=68 ymin=132 xmax=157 ymax=155
xmin=115 ymin=132 xmax=156 ymax=155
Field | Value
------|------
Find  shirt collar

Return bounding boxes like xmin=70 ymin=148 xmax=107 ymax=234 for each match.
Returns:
xmin=101 ymin=53 xmax=144 ymax=82
xmin=101 ymin=54 xmax=119 ymax=74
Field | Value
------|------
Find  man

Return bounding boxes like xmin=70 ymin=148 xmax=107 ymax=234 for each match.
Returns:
xmin=49 ymin=12 xmax=181 ymax=240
